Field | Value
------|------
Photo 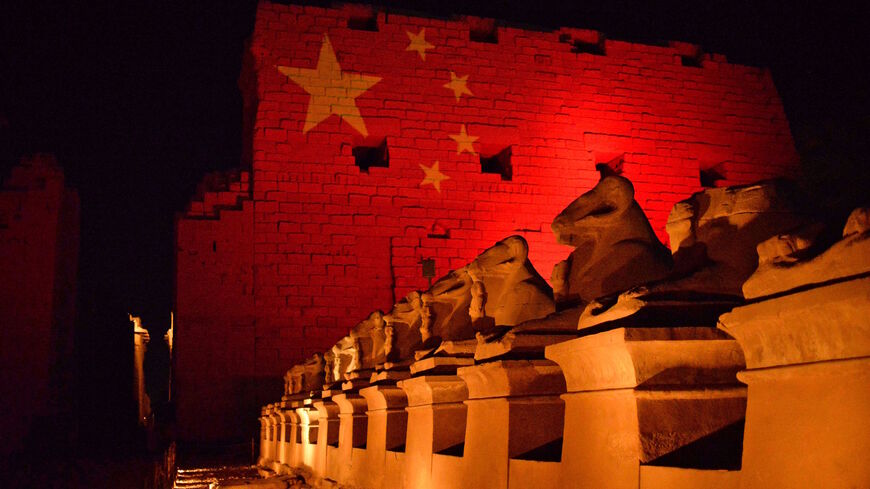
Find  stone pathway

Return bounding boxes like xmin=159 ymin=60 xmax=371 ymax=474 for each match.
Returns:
xmin=173 ymin=464 xmax=260 ymax=489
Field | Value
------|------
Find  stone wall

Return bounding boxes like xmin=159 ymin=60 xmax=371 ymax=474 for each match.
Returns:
xmin=255 ymin=185 xmax=869 ymax=489
xmin=0 ymin=154 xmax=79 ymax=455
xmin=175 ymin=2 xmax=798 ymax=442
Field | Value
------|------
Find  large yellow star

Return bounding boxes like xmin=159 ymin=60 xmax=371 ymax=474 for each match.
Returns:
xmin=277 ymin=35 xmax=381 ymax=137
xmin=449 ymin=124 xmax=478 ymax=155
xmin=419 ymin=161 xmax=449 ymax=193
xmin=443 ymin=71 xmax=473 ymax=102
xmin=406 ymin=28 xmax=435 ymax=60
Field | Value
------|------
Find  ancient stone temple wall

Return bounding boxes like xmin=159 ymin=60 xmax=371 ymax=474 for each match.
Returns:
xmin=0 ymin=154 xmax=80 ymax=455
xmin=175 ymin=1 xmax=798 ymax=442
xmin=255 ymin=179 xmax=869 ymax=489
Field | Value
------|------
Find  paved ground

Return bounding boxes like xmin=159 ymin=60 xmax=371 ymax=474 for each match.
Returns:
xmin=173 ymin=464 xmax=260 ymax=489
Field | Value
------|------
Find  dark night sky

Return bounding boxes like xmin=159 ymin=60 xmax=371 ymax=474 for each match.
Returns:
xmin=1 ymin=0 xmax=867 ymax=446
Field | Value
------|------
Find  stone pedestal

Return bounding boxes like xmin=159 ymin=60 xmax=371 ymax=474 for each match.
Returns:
xmin=359 ymin=385 xmax=408 ymax=489
xmin=545 ymin=327 xmax=746 ymax=489
xmin=410 ymin=356 xmax=474 ymax=375
xmin=719 ymin=277 xmax=870 ymax=489
xmin=371 ymin=367 xmax=412 ymax=384
xmin=332 ymin=392 xmax=369 ymax=485
xmin=312 ymin=398 xmax=340 ymax=479
xmin=295 ymin=405 xmax=319 ymax=470
xmin=398 ymin=375 xmax=468 ymax=489
xmin=275 ymin=405 xmax=299 ymax=473
xmin=261 ymin=405 xmax=282 ymax=469
xmin=257 ymin=411 xmax=269 ymax=467
xmin=473 ymin=308 xmax=583 ymax=362
xmin=451 ymin=360 xmax=566 ymax=489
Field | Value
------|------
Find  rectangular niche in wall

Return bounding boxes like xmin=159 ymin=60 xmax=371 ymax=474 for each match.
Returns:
xmin=469 ymin=17 xmax=498 ymax=44
xmin=480 ymin=146 xmax=512 ymax=181
xmin=353 ymin=139 xmax=389 ymax=172
xmin=572 ymin=38 xmax=606 ymax=56
xmin=347 ymin=9 xmax=378 ymax=31
xmin=681 ymin=48 xmax=704 ymax=67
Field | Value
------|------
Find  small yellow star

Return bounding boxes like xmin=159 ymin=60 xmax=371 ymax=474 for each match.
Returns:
xmin=406 ymin=28 xmax=435 ymax=61
xmin=419 ymin=161 xmax=450 ymax=193
xmin=277 ymin=35 xmax=381 ymax=137
xmin=443 ymin=71 xmax=473 ymax=102
xmin=449 ymin=124 xmax=478 ymax=155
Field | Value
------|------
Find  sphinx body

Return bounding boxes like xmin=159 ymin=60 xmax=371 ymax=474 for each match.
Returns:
xmin=742 ymin=206 xmax=870 ymax=298
xmin=551 ymin=175 xmax=672 ymax=307
xmin=329 ymin=311 xmax=387 ymax=382
xmin=414 ymin=236 xmax=554 ymax=353
xmin=577 ymin=180 xmax=815 ymax=329
xmin=325 ymin=235 xmax=555 ymax=374
xmin=662 ymin=180 xmax=811 ymax=298
xmin=283 ymin=353 xmax=325 ymax=396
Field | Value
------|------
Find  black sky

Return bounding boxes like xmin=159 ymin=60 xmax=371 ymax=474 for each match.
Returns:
xmin=1 ymin=0 xmax=867 ymax=446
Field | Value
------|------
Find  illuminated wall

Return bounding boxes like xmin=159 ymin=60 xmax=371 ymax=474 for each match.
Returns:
xmin=0 ymin=154 xmax=79 ymax=455
xmin=175 ymin=2 xmax=798 ymax=442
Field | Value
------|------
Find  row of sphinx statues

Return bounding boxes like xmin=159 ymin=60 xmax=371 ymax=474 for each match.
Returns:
xmin=283 ymin=173 xmax=869 ymax=397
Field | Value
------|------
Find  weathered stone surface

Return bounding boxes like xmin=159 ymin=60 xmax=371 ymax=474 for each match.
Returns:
xmin=638 ymin=466 xmax=740 ymax=489
xmin=491 ymin=307 xmax=583 ymax=335
xmin=398 ymin=375 xmax=468 ymax=489
xmin=284 ymin=354 xmax=325 ymax=396
xmin=465 ymin=236 xmax=555 ymax=325
xmin=409 ymin=355 xmax=475 ymax=375
xmin=551 ymin=175 xmax=673 ymax=307
xmin=458 ymin=360 xmax=565 ymax=399
xmin=663 ymin=180 xmax=809 ymax=297
xmin=455 ymin=361 xmax=566 ymax=489
xmin=363 ymin=235 xmax=554 ymax=371
xmin=411 ymin=338 xmax=476 ymax=374
xmin=368 ymin=369 xmax=411 ymax=384
xmin=743 ymin=206 xmax=870 ymax=299
xmin=720 ymin=276 xmax=870 ymax=370
xmin=736 ymin=358 xmax=870 ymax=489
xmin=254 ymin=178 xmax=870 ymax=489
xmin=719 ymin=267 xmax=870 ymax=489
xmin=214 ymin=474 xmax=310 ymax=488
xmin=474 ymin=332 xmax=575 ymax=361
xmin=575 ymin=180 xmax=812 ymax=330
xmin=330 ymin=311 xmax=386 ymax=381
xmin=472 ymin=307 xmax=582 ymax=361
xmin=754 ymin=221 xmax=825 ymax=267
xmin=546 ymin=327 xmax=744 ymax=393
xmin=379 ymin=291 xmax=425 ymax=368
xmin=546 ymin=327 xmax=746 ymax=489
xmin=844 ymin=206 xmax=870 ymax=236
xmin=358 ymin=385 xmax=408 ymax=488
xmin=284 ymin=366 xmax=303 ymax=396
xmin=415 ymin=338 xmax=477 ymax=360
xmin=577 ymin=288 xmax=737 ymax=331
xmin=412 ymin=235 xmax=553 ymax=343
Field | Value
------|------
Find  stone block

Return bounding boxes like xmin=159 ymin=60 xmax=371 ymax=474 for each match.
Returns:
xmin=546 ymin=328 xmax=746 ymax=489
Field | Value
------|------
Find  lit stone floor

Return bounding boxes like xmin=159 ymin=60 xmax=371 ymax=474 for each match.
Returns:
xmin=173 ymin=465 xmax=260 ymax=489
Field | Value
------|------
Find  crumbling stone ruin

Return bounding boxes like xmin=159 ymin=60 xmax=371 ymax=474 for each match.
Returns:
xmin=174 ymin=2 xmax=802 ymax=443
xmin=172 ymin=2 xmax=867 ymax=488
xmin=254 ymin=175 xmax=870 ymax=489
xmin=0 ymin=155 xmax=79 ymax=456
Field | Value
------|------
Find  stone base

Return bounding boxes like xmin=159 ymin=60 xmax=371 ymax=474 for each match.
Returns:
xmin=341 ymin=378 xmax=371 ymax=391
xmin=474 ymin=333 xmax=578 ymax=361
xmin=370 ymin=369 xmax=411 ymax=384
xmin=410 ymin=355 xmax=475 ymax=375
xmin=578 ymin=292 xmax=738 ymax=331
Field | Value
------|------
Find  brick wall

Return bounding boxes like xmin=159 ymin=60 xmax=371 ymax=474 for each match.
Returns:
xmin=175 ymin=2 xmax=798 ymax=442
xmin=0 ymin=154 xmax=79 ymax=455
